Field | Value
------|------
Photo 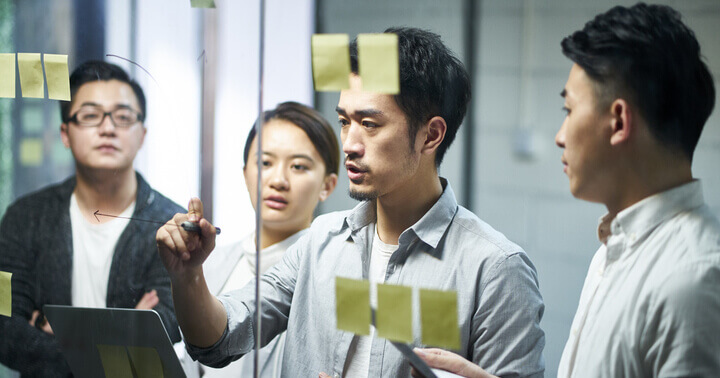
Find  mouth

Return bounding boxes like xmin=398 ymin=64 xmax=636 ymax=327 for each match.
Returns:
xmin=264 ymin=195 xmax=288 ymax=210
xmin=561 ymin=157 xmax=568 ymax=173
xmin=96 ymin=144 xmax=119 ymax=152
xmin=345 ymin=163 xmax=367 ymax=183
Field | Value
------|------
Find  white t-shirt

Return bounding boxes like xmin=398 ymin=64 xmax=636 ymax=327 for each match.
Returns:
xmin=70 ymin=193 xmax=135 ymax=308
xmin=344 ymin=225 xmax=398 ymax=378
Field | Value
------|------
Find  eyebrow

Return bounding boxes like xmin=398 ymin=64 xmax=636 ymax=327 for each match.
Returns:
xmin=262 ymin=152 xmax=315 ymax=162
xmin=79 ymin=102 xmax=134 ymax=110
xmin=335 ymin=106 xmax=384 ymax=119
xmin=560 ymin=89 xmax=567 ymax=98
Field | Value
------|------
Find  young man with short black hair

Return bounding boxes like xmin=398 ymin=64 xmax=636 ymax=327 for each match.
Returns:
xmin=0 ymin=61 xmax=183 ymax=376
xmin=157 ymin=27 xmax=545 ymax=377
xmin=415 ymin=3 xmax=720 ymax=377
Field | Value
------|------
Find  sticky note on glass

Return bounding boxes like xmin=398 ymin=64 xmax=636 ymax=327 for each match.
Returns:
xmin=376 ymin=283 xmax=413 ymax=343
xmin=43 ymin=54 xmax=71 ymax=101
xmin=0 ymin=53 xmax=15 ymax=98
xmin=420 ymin=288 xmax=460 ymax=350
xmin=190 ymin=0 xmax=216 ymax=8
xmin=335 ymin=277 xmax=370 ymax=335
xmin=127 ymin=346 xmax=164 ymax=378
xmin=17 ymin=53 xmax=44 ymax=98
xmin=311 ymin=34 xmax=351 ymax=92
xmin=357 ymin=33 xmax=400 ymax=94
xmin=1 ymin=271 xmax=11 ymax=317
xmin=97 ymin=345 xmax=134 ymax=378
xmin=20 ymin=138 xmax=43 ymax=166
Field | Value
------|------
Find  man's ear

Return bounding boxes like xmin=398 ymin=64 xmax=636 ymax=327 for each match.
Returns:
xmin=319 ymin=173 xmax=338 ymax=202
xmin=609 ymin=99 xmax=632 ymax=146
xmin=420 ymin=116 xmax=447 ymax=155
xmin=60 ymin=123 xmax=71 ymax=148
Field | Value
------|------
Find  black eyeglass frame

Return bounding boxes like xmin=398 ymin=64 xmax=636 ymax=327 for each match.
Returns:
xmin=66 ymin=106 xmax=145 ymax=128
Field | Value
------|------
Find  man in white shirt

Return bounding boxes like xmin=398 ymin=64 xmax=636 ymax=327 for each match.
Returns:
xmin=414 ymin=3 xmax=720 ymax=378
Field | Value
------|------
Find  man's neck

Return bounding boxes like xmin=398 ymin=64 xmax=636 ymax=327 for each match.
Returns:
xmin=605 ymin=152 xmax=693 ymax=215
xmin=375 ymin=172 xmax=443 ymax=245
xmin=74 ymin=166 xmax=138 ymax=224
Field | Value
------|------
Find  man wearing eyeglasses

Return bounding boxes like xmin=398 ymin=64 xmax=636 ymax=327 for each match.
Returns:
xmin=0 ymin=61 xmax=183 ymax=376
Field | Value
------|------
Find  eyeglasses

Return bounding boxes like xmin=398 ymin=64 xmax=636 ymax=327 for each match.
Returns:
xmin=68 ymin=106 xmax=144 ymax=128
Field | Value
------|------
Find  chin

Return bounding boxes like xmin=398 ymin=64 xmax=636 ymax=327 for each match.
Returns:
xmin=348 ymin=187 xmax=379 ymax=202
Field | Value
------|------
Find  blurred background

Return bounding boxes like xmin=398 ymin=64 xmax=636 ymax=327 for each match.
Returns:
xmin=1 ymin=0 xmax=718 ymax=376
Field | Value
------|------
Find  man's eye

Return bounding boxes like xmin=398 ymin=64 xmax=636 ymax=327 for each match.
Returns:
xmin=362 ymin=121 xmax=378 ymax=128
xmin=80 ymin=113 xmax=100 ymax=120
xmin=338 ymin=118 xmax=349 ymax=127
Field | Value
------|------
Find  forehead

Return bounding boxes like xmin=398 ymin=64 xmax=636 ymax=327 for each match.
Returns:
xmin=250 ymin=119 xmax=319 ymax=156
xmin=71 ymin=80 xmax=140 ymax=110
xmin=336 ymin=75 xmax=407 ymax=122
xmin=564 ymin=64 xmax=598 ymax=104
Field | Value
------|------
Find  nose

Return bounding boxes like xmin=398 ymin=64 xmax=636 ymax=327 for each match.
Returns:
xmin=97 ymin=113 xmax=117 ymax=136
xmin=555 ymin=120 xmax=567 ymax=148
xmin=342 ymin=123 xmax=364 ymax=159
xmin=268 ymin=164 xmax=289 ymax=191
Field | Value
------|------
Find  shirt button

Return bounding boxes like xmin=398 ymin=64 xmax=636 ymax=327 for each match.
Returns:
xmin=571 ymin=328 xmax=578 ymax=336
xmin=597 ymin=267 xmax=604 ymax=276
xmin=334 ymin=374 xmax=340 ymax=378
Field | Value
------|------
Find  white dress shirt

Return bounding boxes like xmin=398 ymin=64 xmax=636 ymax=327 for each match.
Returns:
xmin=558 ymin=180 xmax=720 ymax=377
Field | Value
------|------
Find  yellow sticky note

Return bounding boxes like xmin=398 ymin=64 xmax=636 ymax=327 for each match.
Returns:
xmin=127 ymin=346 xmax=164 ymax=378
xmin=311 ymin=34 xmax=351 ymax=91
xmin=43 ymin=54 xmax=71 ymax=101
xmin=17 ymin=53 xmax=44 ymax=98
xmin=97 ymin=345 xmax=134 ymax=378
xmin=0 ymin=271 xmax=11 ymax=317
xmin=376 ymin=283 xmax=413 ymax=343
xmin=190 ymin=0 xmax=216 ymax=8
xmin=0 ymin=54 xmax=15 ymax=98
xmin=335 ymin=277 xmax=370 ymax=335
xmin=420 ymin=288 xmax=460 ymax=350
xmin=20 ymin=138 xmax=43 ymax=166
xmin=357 ymin=33 xmax=400 ymax=94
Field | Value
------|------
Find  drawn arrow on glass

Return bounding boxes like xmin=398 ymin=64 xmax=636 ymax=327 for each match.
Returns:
xmin=93 ymin=210 xmax=221 ymax=235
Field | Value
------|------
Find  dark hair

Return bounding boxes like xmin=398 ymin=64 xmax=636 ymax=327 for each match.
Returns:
xmin=60 ymin=60 xmax=147 ymax=123
xmin=243 ymin=101 xmax=340 ymax=176
xmin=349 ymin=27 xmax=471 ymax=166
xmin=561 ymin=3 xmax=715 ymax=160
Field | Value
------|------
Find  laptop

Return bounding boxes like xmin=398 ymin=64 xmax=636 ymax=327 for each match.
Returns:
xmin=44 ymin=305 xmax=186 ymax=378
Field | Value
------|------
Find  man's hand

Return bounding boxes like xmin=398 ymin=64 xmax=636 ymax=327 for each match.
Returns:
xmin=29 ymin=310 xmax=54 ymax=335
xmin=412 ymin=348 xmax=497 ymax=378
xmin=156 ymin=197 xmax=218 ymax=280
xmin=135 ymin=289 xmax=159 ymax=310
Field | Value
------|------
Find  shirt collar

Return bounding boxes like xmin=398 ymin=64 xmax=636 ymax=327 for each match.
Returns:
xmin=597 ymin=180 xmax=704 ymax=245
xmin=340 ymin=178 xmax=458 ymax=250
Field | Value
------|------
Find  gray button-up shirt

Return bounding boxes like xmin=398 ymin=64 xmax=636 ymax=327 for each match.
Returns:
xmin=188 ymin=181 xmax=545 ymax=377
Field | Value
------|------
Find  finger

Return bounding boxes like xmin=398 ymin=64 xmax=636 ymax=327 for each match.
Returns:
xmin=414 ymin=348 xmax=455 ymax=371
xmin=188 ymin=197 xmax=204 ymax=222
xmin=198 ymin=218 xmax=217 ymax=251
xmin=318 ymin=373 xmax=331 ymax=378
xmin=29 ymin=310 xmax=39 ymax=326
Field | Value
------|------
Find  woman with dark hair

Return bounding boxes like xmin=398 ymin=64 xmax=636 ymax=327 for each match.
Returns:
xmin=200 ymin=101 xmax=339 ymax=377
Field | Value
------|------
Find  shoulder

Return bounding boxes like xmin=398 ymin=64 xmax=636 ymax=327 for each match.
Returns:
xmin=450 ymin=205 xmax=525 ymax=257
xmin=308 ymin=209 xmax=353 ymax=233
xmin=3 ymin=177 xmax=73 ymax=219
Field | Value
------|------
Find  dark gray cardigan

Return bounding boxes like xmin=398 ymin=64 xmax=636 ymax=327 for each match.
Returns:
xmin=0 ymin=173 xmax=184 ymax=377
